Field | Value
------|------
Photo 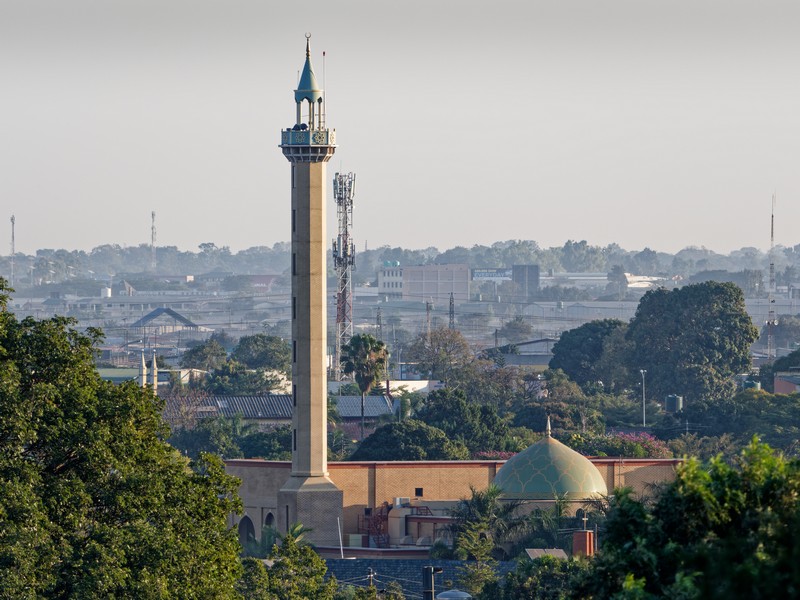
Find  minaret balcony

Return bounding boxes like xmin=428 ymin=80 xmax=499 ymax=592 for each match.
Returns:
xmin=281 ymin=128 xmax=336 ymax=146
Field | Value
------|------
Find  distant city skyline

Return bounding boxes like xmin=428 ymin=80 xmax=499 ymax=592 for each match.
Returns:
xmin=2 ymin=0 xmax=798 ymax=256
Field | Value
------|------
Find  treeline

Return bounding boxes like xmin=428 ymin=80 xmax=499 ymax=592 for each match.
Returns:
xmin=6 ymin=238 xmax=800 ymax=291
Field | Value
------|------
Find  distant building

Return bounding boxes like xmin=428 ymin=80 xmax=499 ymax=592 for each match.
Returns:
xmin=774 ymin=371 xmax=800 ymax=394
xmin=402 ymin=264 xmax=470 ymax=304
xmin=377 ymin=263 xmax=403 ymax=300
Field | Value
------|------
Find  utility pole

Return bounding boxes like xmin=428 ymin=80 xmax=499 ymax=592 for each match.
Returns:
xmin=422 ymin=566 xmax=443 ymax=600
xmin=640 ymin=369 xmax=647 ymax=427
xmin=448 ymin=292 xmax=455 ymax=330
xmin=767 ymin=194 xmax=777 ymax=362
xmin=375 ymin=306 xmax=383 ymax=340
xmin=426 ymin=300 xmax=433 ymax=343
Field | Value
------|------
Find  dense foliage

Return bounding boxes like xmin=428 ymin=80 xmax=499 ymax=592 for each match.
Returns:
xmin=566 ymin=432 xmax=672 ymax=458
xmin=348 ymin=420 xmax=469 ymax=461
xmin=169 ymin=415 xmax=292 ymax=460
xmin=626 ymin=281 xmax=759 ymax=404
xmin=572 ymin=440 xmax=800 ymax=599
xmin=181 ymin=334 xmax=288 ymax=395
xmin=550 ymin=319 xmax=627 ymax=391
xmin=416 ymin=388 xmax=520 ymax=455
xmin=0 ymin=280 xmax=243 ymax=598
xmin=231 ymin=333 xmax=291 ymax=375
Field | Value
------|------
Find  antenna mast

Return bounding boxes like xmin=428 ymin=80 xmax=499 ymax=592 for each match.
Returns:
xmin=332 ymin=172 xmax=356 ymax=380
xmin=9 ymin=215 xmax=15 ymax=287
xmin=767 ymin=194 xmax=777 ymax=362
xmin=150 ymin=211 xmax=157 ymax=272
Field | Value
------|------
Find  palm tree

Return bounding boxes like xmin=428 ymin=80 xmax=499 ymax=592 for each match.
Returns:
xmin=448 ymin=484 xmax=526 ymax=560
xmin=341 ymin=334 xmax=388 ymax=440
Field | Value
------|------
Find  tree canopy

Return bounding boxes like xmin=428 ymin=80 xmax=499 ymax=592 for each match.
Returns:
xmin=0 ymin=280 xmax=242 ymax=597
xmin=498 ymin=316 xmax=533 ymax=344
xmin=416 ymin=388 xmax=514 ymax=455
xmin=349 ymin=420 xmax=469 ymax=461
xmin=341 ymin=333 xmax=389 ymax=440
xmin=181 ymin=337 xmax=228 ymax=370
xmin=549 ymin=319 xmax=627 ymax=391
xmin=626 ymin=281 xmax=759 ymax=404
xmin=572 ymin=439 xmax=800 ymax=599
xmin=231 ymin=333 xmax=291 ymax=375
xmin=405 ymin=327 xmax=473 ymax=386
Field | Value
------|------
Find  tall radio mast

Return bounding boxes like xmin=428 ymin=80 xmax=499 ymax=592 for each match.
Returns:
xmin=767 ymin=194 xmax=777 ymax=362
xmin=332 ymin=172 xmax=356 ymax=380
xmin=9 ymin=215 xmax=15 ymax=287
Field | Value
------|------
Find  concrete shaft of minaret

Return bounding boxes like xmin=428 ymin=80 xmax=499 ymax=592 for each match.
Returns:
xmin=291 ymin=161 xmax=331 ymax=477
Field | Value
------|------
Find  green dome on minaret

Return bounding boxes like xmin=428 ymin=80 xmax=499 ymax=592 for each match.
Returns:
xmin=494 ymin=418 xmax=608 ymax=500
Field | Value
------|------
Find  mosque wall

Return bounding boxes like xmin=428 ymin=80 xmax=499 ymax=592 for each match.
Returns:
xmin=227 ymin=457 xmax=680 ymax=541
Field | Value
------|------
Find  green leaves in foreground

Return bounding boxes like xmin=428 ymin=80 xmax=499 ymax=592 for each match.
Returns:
xmin=0 ymin=279 xmax=243 ymax=598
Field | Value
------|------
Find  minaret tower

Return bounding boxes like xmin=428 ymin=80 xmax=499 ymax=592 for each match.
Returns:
xmin=277 ymin=35 xmax=342 ymax=545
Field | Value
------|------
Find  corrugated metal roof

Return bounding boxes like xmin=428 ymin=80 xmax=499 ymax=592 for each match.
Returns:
xmin=211 ymin=395 xmax=293 ymax=419
xmin=332 ymin=395 xmax=393 ymax=418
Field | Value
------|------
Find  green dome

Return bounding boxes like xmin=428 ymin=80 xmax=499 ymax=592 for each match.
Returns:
xmin=494 ymin=430 xmax=607 ymax=500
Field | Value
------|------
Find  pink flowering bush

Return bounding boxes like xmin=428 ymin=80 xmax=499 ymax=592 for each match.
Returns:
xmin=472 ymin=450 xmax=519 ymax=461
xmin=567 ymin=431 xmax=672 ymax=459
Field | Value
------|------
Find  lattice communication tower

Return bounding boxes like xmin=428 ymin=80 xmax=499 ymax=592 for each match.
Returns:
xmin=332 ymin=172 xmax=356 ymax=380
xmin=150 ymin=211 xmax=157 ymax=272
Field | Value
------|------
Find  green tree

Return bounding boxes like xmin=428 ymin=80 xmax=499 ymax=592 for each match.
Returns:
xmin=0 ymin=280 xmax=242 ymax=598
xmin=560 ymin=240 xmax=608 ymax=272
xmin=239 ymin=425 xmax=293 ymax=460
xmin=498 ymin=316 xmax=533 ymax=344
xmin=349 ymin=420 xmax=469 ymax=461
xmin=232 ymin=333 xmax=292 ymax=375
xmin=181 ymin=337 xmax=228 ymax=370
xmin=550 ymin=319 xmax=627 ymax=391
xmin=457 ymin=519 xmax=499 ymax=596
xmin=405 ymin=327 xmax=473 ymax=387
xmin=449 ymin=484 xmax=526 ymax=561
xmin=237 ymin=557 xmax=272 ymax=600
xmin=607 ymin=264 xmax=628 ymax=300
xmin=169 ymin=414 xmax=251 ymax=459
xmin=626 ymin=282 xmax=759 ymax=405
xmin=205 ymin=359 xmax=281 ymax=395
xmin=571 ymin=439 xmax=800 ymax=599
xmin=512 ymin=370 xmax=605 ymax=435
xmin=417 ymin=388 xmax=512 ymax=455
xmin=266 ymin=531 xmax=337 ymax=599
xmin=491 ymin=555 xmax=590 ymax=600
xmin=341 ymin=334 xmax=389 ymax=440
xmin=566 ymin=432 xmax=672 ymax=458
xmin=673 ymin=388 xmax=800 ymax=452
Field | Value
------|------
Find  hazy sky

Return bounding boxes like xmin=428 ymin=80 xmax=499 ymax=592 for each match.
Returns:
xmin=2 ymin=0 xmax=799 ymax=256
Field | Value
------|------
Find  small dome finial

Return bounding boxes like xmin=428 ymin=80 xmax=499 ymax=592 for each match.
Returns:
xmin=305 ymin=32 xmax=311 ymax=57
xmin=545 ymin=415 xmax=552 ymax=437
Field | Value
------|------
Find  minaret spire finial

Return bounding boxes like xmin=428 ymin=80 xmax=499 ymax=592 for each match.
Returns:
xmin=305 ymin=32 xmax=311 ymax=57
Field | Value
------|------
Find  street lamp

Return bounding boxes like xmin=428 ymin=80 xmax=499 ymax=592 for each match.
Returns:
xmin=640 ymin=369 xmax=647 ymax=427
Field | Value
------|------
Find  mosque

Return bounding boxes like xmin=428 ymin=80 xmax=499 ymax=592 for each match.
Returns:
xmin=225 ymin=38 xmax=680 ymax=555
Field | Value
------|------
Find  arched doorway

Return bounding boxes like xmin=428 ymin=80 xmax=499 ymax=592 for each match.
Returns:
xmin=238 ymin=515 xmax=255 ymax=547
xmin=265 ymin=512 xmax=275 ymax=528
